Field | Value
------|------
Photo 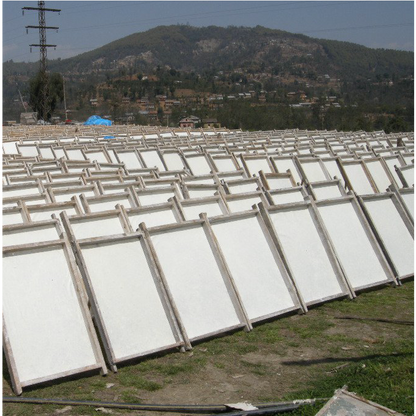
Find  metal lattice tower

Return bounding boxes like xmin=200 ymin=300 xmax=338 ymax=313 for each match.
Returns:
xmin=22 ymin=1 xmax=60 ymax=121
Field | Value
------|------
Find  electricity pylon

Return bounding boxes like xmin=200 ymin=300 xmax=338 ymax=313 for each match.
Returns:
xmin=22 ymin=1 xmax=60 ymax=122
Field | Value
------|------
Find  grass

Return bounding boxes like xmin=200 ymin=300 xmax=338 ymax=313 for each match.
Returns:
xmin=3 ymin=282 xmax=413 ymax=416
xmin=283 ymin=346 xmax=414 ymax=415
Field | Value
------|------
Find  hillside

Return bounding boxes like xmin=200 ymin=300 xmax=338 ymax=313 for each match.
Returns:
xmin=4 ymin=25 xmax=414 ymax=79
xmin=3 ymin=25 xmax=413 ymax=132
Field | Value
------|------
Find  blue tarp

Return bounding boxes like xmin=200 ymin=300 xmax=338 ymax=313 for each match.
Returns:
xmin=84 ymin=115 xmax=112 ymax=126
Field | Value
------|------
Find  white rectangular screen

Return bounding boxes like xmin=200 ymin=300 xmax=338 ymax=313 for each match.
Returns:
xmin=365 ymin=160 xmax=392 ymax=193
xmin=151 ymin=226 xmax=240 ymax=339
xmin=343 ymin=164 xmax=375 ymax=195
xmin=212 ymin=216 xmax=296 ymax=320
xmin=183 ymin=202 xmax=224 ymax=220
xmin=163 ymin=153 xmax=185 ymax=170
xmin=186 ymin=156 xmax=212 ymax=175
xmin=364 ymin=198 xmax=414 ymax=277
xmin=3 ymin=225 xmax=58 ymax=246
xmin=81 ymin=240 xmax=178 ymax=360
xmin=71 ymin=217 xmax=125 ymax=240
xmin=245 ymin=158 xmax=272 ymax=176
xmin=312 ymin=184 xmax=343 ymax=200
xmin=3 ymin=247 xmax=98 ymax=384
xmin=269 ymin=208 xmax=343 ymax=304
xmin=318 ymin=201 xmax=390 ymax=288
xmin=227 ymin=196 xmax=261 ymax=213
xmin=129 ymin=209 xmax=178 ymax=229
xmin=300 ymin=161 xmax=327 ymax=182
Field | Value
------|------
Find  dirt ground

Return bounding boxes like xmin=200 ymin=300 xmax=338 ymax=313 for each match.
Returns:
xmin=3 ymin=282 xmax=414 ymax=416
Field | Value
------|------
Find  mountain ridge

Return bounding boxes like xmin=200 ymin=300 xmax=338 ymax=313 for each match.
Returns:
xmin=4 ymin=25 xmax=414 ymax=79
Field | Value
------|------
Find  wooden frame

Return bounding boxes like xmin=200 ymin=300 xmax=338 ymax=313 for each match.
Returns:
xmin=3 ymin=235 xmax=107 ymax=395
xmin=61 ymin=214 xmax=186 ymax=371
xmin=264 ymin=186 xmax=309 ymax=206
xmin=144 ymin=219 xmax=252 ymax=342
xmin=258 ymin=201 xmax=355 ymax=306
xmin=207 ymin=209 xmax=306 ymax=321
xmin=306 ymin=179 xmax=348 ymax=201
xmin=258 ymin=170 xmax=297 ymax=190
xmin=80 ymin=190 xmax=138 ymax=213
xmin=312 ymin=195 xmax=398 ymax=292
xmin=358 ymin=193 xmax=414 ymax=281
xmin=171 ymin=194 xmax=229 ymax=221
xmin=269 ymin=155 xmax=302 ymax=185
xmin=122 ymin=201 xmax=183 ymax=230
xmin=240 ymin=154 xmax=275 ymax=177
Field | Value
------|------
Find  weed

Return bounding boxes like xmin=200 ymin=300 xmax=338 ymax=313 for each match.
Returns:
xmin=118 ymin=372 xmax=162 ymax=391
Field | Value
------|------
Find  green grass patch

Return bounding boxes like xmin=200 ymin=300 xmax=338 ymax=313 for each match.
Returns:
xmin=283 ymin=343 xmax=414 ymax=415
xmin=118 ymin=372 xmax=162 ymax=391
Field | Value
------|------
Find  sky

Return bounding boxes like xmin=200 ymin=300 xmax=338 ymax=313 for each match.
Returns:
xmin=2 ymin=1 xmax=414 ymax=63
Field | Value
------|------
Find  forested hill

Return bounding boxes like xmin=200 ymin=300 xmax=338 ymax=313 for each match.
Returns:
xmin=4 ymin=25 xmax=414 ymax=79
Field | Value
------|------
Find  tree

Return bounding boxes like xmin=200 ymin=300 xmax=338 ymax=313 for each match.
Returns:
xmin=29 ymin=72 xmax=64 ymax=121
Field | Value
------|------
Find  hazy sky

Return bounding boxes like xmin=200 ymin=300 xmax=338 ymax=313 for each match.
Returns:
xmin=3 ymin=1 xmax=414 ymax=63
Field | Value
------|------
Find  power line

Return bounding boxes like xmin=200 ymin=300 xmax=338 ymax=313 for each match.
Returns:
xmin=3 ymin=33 xmax=28 ymax=43
xmin=301 ymin=22 xmax=414 ymax=34
xmin=64 ymin=2 xmax=141 ymax=16
xmin=56 ymin=2 xmax=346 ymax=33
xmin=3 ymin=15 xmax=25 ymax=24
xmin=22 ymin=1 xmax=61 ymax=121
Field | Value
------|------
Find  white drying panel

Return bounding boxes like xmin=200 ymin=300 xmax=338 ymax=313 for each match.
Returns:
xmin=227 ymin=182 xmax=259 ymax=194
xmin=363 ymin=197 xmax=414 ymax=278
xmin=401 ymin=192 xmax=414 ymax=220
xmin=163 ymin=153 xmax=185 ymax=170
xmin=343 ymin=164 xmax=375 ymax=195
xmin=401 ymin=165 xmax=414 ymax=187
xmin=187 ymin=188 xmax=218 ymax=198
xmin=211 ymin=216 xmax=297 ymax=321
xmin=80 ymin=239 xmax=179 ymax=361
xmin=3 ymin=225 xmax=59 ymax=247
xmin=140 ymin=151 xmax=166 ymax=171
xmin=86 ymin=152 xmax=108 ymax=164
xmin=226 ymin=195 xmax=262 ymax=213
xmin=244 ymin=158 xmax=273 ymax=176
xmin=54 ymin=191 xmax=95 ymax=203
xmin=3 ymin=187 xmax=40 ymax=198
xmin=383 ymin=156 xmax=403 ymax=186
xmin=269 ymin=207 xmax=344 ymax=304
xmin=213 ymin=157 xmax=238 ymax=172
xmin=38 ymin=147 xmax=56 ymax=159
xmin=150 ymin=225 xmax=241 ymax=340
xmin=312 ymin=183 xmax=343 ymax=200
xmin=271 ymin=159 xmax=301 ymax=184
xmin=182 ymin=201 xmax=224 ymax=220
xmin=300 ymin=161 xmax=328 ymax=182
xmin=116 ymin=152 xmax=143 ymax=170
xmin=3 ymin=211 xmax=25 ymax=226
xmin=322 ymin=159 xmax=343 ymax=181
xmin=128 ymin=208 xmax=179 ymax=229
xmin=137 ymin=192 xmax=175 ymax=206
xmin=365 ymin=160 xmax=392 ymax=193
xmin=88 ymin=197 xmax=132 ymax=212
xmin=318 ymin=200 xmax=391 ymax=289
xmin=269 ymin=190 xmax=304 ymax=205
xmin=71 ymin=217 xmax=125 ymax=240
xmin=3 ymin=246 xmax=99 ymax=385
xmin=66 ymin=149 xmax=85 ymax=161
xmin=29 ymin=207 xmax=78 ymax=222
xmin=266 ymin=176 xmax=294 ymax=190
xmin=186 ymin=156 xmax=212 ymax=176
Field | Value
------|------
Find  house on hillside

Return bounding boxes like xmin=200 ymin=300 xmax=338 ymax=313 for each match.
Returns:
xmin=179 ymin=117 xmax=196 ymax=128
xmin=203 ymin=118 xmax=220 ymax=128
